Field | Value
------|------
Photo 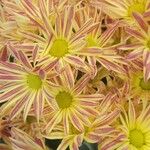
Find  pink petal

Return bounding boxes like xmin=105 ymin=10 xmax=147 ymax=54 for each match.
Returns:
xmin=10 ymin=91 xmax=30 ymax=120
xmin=73 ymin=74 xmax=90 ymax=94
xmin=62 ymin=65 xmax=74 ymax=89
xmin=18 ymin=50 xmax=32 ymax=70
xmin=133 ymin=12 xmax=148 ymax=33
xmin=100 ymin=21 xmax=119 ymax=47
xmin=69 ymin=110 xmax=84 ymax=132
xmin=64 ymin=55 xmax=86 ymax=68
xmin=126 ymin=27 xmax=144 ymax=40
xmin=64 ymin=6 xmax=75 ymax=38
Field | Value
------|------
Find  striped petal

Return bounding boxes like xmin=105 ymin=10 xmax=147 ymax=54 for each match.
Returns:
xmin=97 ymin=57 xmax=126 ymax=74
xmin=18 ymin=31 xmax=46 ymax=44
xmin=126 ymin=28 xmax=145 ymax=40
xmin=128 ymin=101 xmax=136 ymax=129
xmin=63 ymin=110 xmax=69 ymax=134
xmin=73 ymin=74 xmax=90 ymax=94
xmin=0 ymin=88 xmax=28 ymax=116
xmin=133 ymin=12 xmax=148 ymax=33
xmin=84 ymin=132 xmax=100 ymax=143
xmin=70 ymin=19 xmax=95 ymax=43
xmin=64 ymin=55 xmax=86 ymax=68
xmin=0 ymin=85 xmax=26 ymax=103
xmin=64 ymin=6 xmax=75 ymax=39
xmin=18 ymin=50 xmax=33 ymax=70
xmin=38 ymin=0 xmax=56 ymax=37
xmin=69 ymin=110 xmax=84 ymax=132
xmin=126 ymin=48 xmax=143 ymax=60
xmin=10 ymin=91 xmax=30 ymax=120
xmin=44 ymin=111 xmax=62 ymax=133
xmin=62 ymin=65 xmax=75 ymax=89
xmin=143 ymin=50 xmax=150 ymax=81
xmin=23 ymin=92 xmax=36 ymax=122
xmin=57 ymin=135 xmax=74 ymax=150
xmin=33 ymin=91 xmax=44 ymax=122
xmin=100 ymin=21 xmax=119 ymax=47
xmin=0 ymin=75 xmax=22 ymax=81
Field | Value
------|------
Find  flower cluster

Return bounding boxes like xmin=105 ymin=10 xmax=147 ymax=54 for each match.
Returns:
xmin=0 ymin=0 xmax=150 ymax=150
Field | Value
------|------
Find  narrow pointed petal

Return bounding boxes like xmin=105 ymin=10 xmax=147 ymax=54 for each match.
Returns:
xmin=100 ymin=21 xmax=119 ymax=47
xmin=64 ymin=55 xmax=86 ymax=68
xmin=64 ymin=6 xmax=75 ymax=39
xmin=133 ymin=12 xmax=148 ymax=33
xmin=44 ymin=111 xmax=62 ymax=133
xmin=73 ymin=74 xmax=90 ymax=94
xmin=62 ymin=65 xmax=75 ymax=89
xmin=57 ymin=135 xmax=74 ymax=150
xmin=126 ymin=28 xmax=145 ymax=40
xmin=18 ymin=50 xmax=33 ymax=70
xmin=0 ymin=85 xmax=26 ymax=103
xmin=69 ymin=110 xmax=84 ymax=132
xmin=143 ymin=50 xmax=150 ymax=81
xmin=10 ymin=91 xmax=30 ymax=120
xmin=23 ymin=92 xmax=36 ymax=122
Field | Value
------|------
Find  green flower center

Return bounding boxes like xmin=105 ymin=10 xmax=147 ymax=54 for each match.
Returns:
xmin=49 ymin=39 xmax=69 ymax=58
xmin=86 ymin=35 xmax=98 ymax=47
xmin=27 ymin=74 xmax=42 ymax=90
xmin=140 ymin=78 xmax=150 ymax=90
xmin=55 ymin=91 xmax=73 ymax=109
xmin=128 ymin=3 xmax=145 ymax=17
xmin=129 ymin=129 xmax=145 ymax=148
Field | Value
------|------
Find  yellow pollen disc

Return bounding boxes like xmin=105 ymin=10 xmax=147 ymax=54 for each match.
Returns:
xmin=86 ymin=35 xmax=98 ymax=47
xmin=26 ymin=116 xmax=37 ymax=124
xmin=129 ymin=129 xmax=145 ymax=148
xmin=140 ymin=78 xmax=150 ymax=90
xmin=55 ymin=91 xmax=73 ymax=109
xmin=146 ymin=40 xmax=150 ymax=49
xmin=49 ymin=39 xmax=69 ymax=58
xmin=27 ymin=74 xmax=42 ymax=90
xmin=128 ymin=3 xmax=145 ymax=17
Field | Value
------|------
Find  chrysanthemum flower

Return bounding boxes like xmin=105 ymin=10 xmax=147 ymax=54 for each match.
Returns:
xmin=120 ymin=13 xmax=150 ymax=80
xmin=129 ymin=70 xmax=150 ymax=102
xmin=0 ymin=45 xmax=55 ymax=122
xmin=16 ymin=3 xmax=99 ymax=73
xmin=44 ymin=94 xmax=119 ymax=150
xmin=92 ymin=0 xmax=150 ymax=23
xmin=10 ymin=127 xmax=49 ymax=150
xmin=43 ymin=65 xmax=103 ymax=134
xmin=107 ymin=101 xmax=150 ymax=150
xmin=74 ymin=6 xmax=128 ymax=75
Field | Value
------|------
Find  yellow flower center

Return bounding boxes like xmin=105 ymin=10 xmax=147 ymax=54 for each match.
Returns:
xmin=49 ymin=39 xmax=69 ymax=58
xmin=128 ymin=3 xmax=145 ymax=17
xmin=26 ymin=116 xmax=37 ymax=124
xmin=86 ymin=35 xmax=98 ymax=47
xmin=55 ymin=91 xmax=73 ymax=109
xmin=129 ymin=129 xmax=145 ymax=148
xmin=140 ymin=78 xmax=150 ymax=90
xmin=146 ymin=40 xmax=150 ymax=49
xmin=27 ymin=74 xmax=42 ymax=90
